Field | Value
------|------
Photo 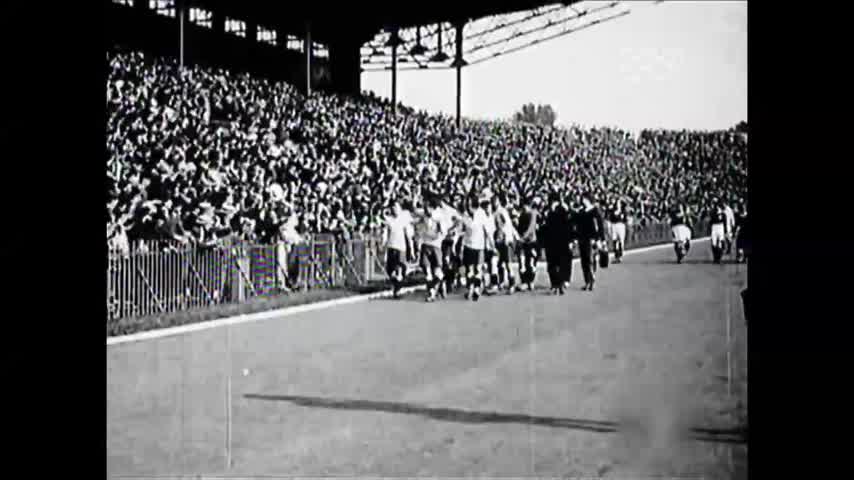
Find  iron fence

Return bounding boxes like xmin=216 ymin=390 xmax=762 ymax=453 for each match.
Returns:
xmin=107 ymin=221 xmax=709 ymax=323
xmin=107 ymin=233 xmax=373 ymax=323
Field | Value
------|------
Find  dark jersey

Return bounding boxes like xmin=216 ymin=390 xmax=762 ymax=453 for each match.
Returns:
xmin=670 ymin=208 xmax=687 ymax=226
xmin=735 ymin=212 xmax=746 ymax=230
xmin=710 ymin=207 xmax=727 ymax=225
xmin=608 ymin=207 xmax=628 ymax=224
xmin=573 ymin=207 xmax=606 ymax=242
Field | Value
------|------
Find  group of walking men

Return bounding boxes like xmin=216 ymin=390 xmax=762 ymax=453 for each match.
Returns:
xmin=382 ymin=190 xmax=627 ymax=302
xmin=669 ymin=195 xmax=745 ymax=264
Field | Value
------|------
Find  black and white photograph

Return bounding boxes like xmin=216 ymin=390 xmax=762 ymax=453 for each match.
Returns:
xmin=106 ymin=1 xmax=749 ymax=478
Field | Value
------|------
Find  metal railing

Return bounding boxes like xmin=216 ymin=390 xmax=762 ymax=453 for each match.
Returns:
xmin=107 ymin=220 xmax=709 ymax=323
xmin=107 ymin=233 xmax=372 ymax=323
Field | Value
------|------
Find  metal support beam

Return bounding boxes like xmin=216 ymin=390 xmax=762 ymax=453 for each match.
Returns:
xmin=455 ymin=22 xmax=464 ymax=130
xmin=178 ymin=1 xmax=185 ymax=68
xmin=391 ymin=32 xmax=398 ymax=115
xmin=305 ymin=21 xmax=312 ymax=96
xmin=213 ymin=10 xmax=225 ymax=35
xmin=246 ymin=22 xmax=257 ymax=44
xmin=455 ymin=64 xmax=461 ymax=130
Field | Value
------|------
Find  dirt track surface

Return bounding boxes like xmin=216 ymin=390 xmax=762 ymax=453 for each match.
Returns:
xmin=108 ymin=239 xmax=747 ymax=479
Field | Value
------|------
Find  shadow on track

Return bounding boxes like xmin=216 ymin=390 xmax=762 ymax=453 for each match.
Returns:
xmin=244 ymin=393 xmax=746 ymax=445
xmin=375 ymin=287 xmax=564 ymax=303
xmin=626 ymin=259 xmax=744 ymax=266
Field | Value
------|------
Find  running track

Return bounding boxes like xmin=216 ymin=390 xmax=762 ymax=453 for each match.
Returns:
xmin=107 ymin=238 xmax=748 ymax=479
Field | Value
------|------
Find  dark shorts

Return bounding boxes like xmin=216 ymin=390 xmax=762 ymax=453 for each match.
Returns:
xmin=496 ymin=241 xmax=516 ymax=264
xmin=420 ymin=244 xmax=442 ymax=273
xmin=385 ymin=248 xmax=405 ymax=277
xmin=462 ymin=247 xmax=484 ymax=269
xmin=517 ymin=241 xmax=539 ymax=264
xmin=442 ymin=238 xmax=457 ymax=268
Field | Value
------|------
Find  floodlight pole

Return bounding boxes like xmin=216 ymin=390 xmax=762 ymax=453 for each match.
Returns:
xmin=305 ymin=20 xmax=313 ymax=96
xmin=178 ymin=0 xmax=185 ymax=68
xmin=455 ymin=21 xmax=464 ymax=130
xmin=391 ymin=28 xmax=398 ymax=115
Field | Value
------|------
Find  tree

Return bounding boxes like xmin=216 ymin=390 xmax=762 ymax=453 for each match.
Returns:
xmin=513 ymin=103 xmax=557 ymax=127
xmin=734 ymin=120 xmax=748 ymax=133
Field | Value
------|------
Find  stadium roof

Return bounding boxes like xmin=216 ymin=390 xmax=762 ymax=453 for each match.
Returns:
xmin=187 ymin=1 xmax=582 ymax=44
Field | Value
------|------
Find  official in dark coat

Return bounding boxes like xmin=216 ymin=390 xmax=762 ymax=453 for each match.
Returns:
xmin=516 ymin=196 xmax=542 ymax=290
xmin=542 ymin=192 xmax=573 ymax=295
xmin=573 ymin=192 xmax=606 ymax=291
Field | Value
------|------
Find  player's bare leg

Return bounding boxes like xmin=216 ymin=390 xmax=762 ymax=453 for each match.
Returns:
xmin=434 ymin=267 xmax=445 ymax=300
xmin=487 ymin=255 xmax=499 ymax=295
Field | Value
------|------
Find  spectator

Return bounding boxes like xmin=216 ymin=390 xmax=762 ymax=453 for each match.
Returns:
xmin=106 ymin=48 xmax=747 ymax=251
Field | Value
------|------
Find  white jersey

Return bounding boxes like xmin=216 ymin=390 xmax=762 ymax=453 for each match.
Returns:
xmin=462 ymin=208 xmax=488 ymax=250
xmin=415 ymin=209 xmax=445 ymax=249
xmin=494 ymin=206 xmax=519 ymax=244
xmin=439 ymin=204 xmax=458 ymax=236
xmin=279 ymin=214 xmax=303 ymax=245
xmin=724 ymin=205 xmax=736 ymax=235
xmin=385 ymin=212 xmax=412 ymax=252
xmin=483 ymin=210 xmax=497 ymax=251
xmin=439 ymin=203 xmax=461 ymax=242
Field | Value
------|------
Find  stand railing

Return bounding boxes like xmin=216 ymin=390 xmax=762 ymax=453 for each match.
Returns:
xmin=107 ymin=221 xmax=709 ymax=322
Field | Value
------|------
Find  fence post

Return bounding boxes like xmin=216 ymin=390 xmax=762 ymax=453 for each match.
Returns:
xmin=229 ymin=245 xmax=246 ymax=302
xmin=365 ymin=238 xmax=373 ymax=283
xmin=331 ymin=237 xmax=338 ymax=287
xmin=304 ymin=240 xmax=311 ymax=292
xmin=309 ymin=236 xmax=316 ymax=291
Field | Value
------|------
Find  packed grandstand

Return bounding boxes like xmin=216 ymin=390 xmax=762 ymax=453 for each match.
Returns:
xmin=106 ymin=47 xmax=748 ymax=253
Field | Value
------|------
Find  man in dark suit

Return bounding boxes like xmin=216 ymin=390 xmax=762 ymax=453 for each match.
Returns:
xmin=516 ymin=196 xmax=542 ymax=291
xmin=542 ymin=192 xmax=573 ymax=295
xmin=573 ymin=192 xmax=606 ymax=291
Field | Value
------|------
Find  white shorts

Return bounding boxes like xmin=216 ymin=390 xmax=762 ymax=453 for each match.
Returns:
xmin=672 ymin=225 xmax=692 ymax=243
xmin=611 ymin=223 xmax=626 ymax=243
xmin=711 ymin=223 xmax=726 ymax=246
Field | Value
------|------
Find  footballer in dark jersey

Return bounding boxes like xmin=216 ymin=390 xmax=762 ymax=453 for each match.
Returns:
xmin=670 ymin=204 xmax=692 ymax=264
xmin=607 ymin=200 xmax=628 ymax=263
xmin=709 ymin=198 xmax=728 ymax=264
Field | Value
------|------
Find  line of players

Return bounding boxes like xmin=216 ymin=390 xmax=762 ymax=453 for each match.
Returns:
xmin=381 ymin=190 xmax=627 ymax=302
xmin=668 ymin=196 xmax=747 ymax=265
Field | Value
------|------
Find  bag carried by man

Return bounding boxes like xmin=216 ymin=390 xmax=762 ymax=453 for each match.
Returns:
xmin=598 ymin=241 xmax=610 ymax=269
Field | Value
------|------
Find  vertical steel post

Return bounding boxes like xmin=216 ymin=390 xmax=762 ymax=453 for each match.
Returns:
xmin=455 ymin=22 xmax=464 ymax=130
xmin=178 ymin=0 xmax=185 ymax=68
xmin=305 ymin=20 xmax=312 ymax=95
xmin=391 ymin=29 xmax=398 ymax=115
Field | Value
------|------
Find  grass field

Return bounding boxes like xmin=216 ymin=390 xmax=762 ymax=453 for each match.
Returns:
xmin=107 ymin=239 xmax=748 ymax=479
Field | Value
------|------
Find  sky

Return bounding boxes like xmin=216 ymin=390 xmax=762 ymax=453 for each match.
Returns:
xmin=361 ymin=1 xmax=747 ymax=134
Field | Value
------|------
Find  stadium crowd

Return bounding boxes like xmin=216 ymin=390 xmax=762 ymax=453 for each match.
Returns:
xmin=106 ymin=48 xmax=748 ymax=253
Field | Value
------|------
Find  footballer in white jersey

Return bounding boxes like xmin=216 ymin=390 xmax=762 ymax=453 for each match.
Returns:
xmin=723 ymin=203 xmax=736 ymax=255
xmin=441 ymin=199 xmax=466 ymax=292
xmin=414 ymin=198 xmax=447 ymax=301
xmin=459 ymin=196 xmax=489 ymax=301
xmin=383 ymin=201 xmax=414 ymax=298
xmin=483 ymin=201 xmax=500 ymax=294
xmin=492 ymin=194 xmax=521 ymax=293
